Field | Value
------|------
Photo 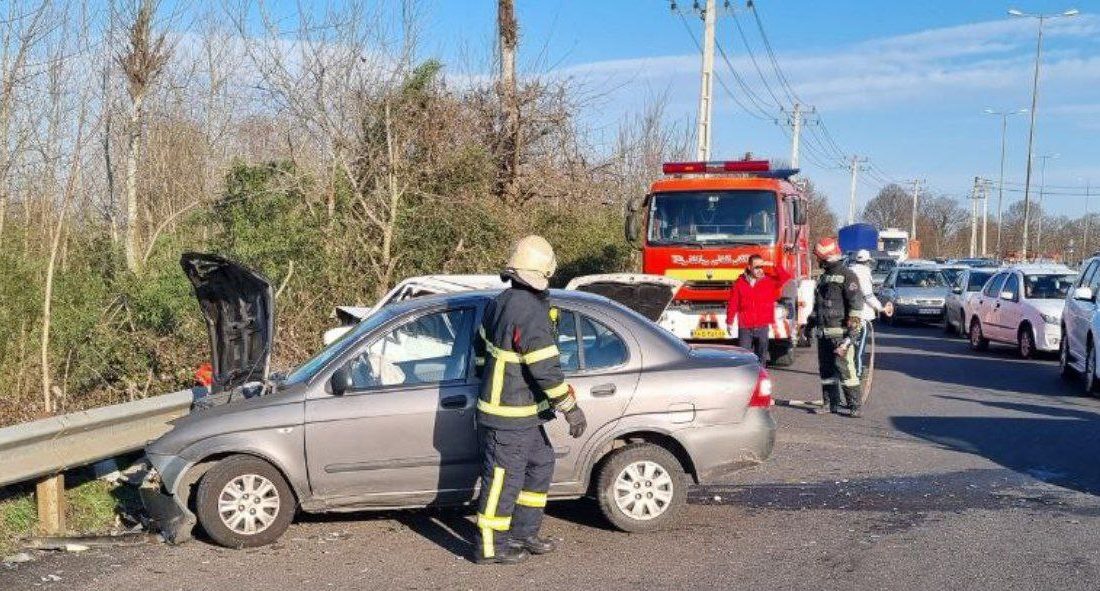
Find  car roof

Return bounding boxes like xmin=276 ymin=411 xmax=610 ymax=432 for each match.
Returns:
xmin=1000 ymin=264 xmax=1076 ymax=275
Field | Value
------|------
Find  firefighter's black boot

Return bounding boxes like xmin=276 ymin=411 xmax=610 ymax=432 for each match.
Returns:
xmin=844 ymin=387 xmax=862 ymax=418
xmin=477 ymin=543 xmax=530 ymax=565
xmin=512 ymin=535 xmax=556 ymax=555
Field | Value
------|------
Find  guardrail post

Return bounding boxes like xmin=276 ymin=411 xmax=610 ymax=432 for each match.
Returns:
xmin=36 ymin=474 xmax=66 ymax=535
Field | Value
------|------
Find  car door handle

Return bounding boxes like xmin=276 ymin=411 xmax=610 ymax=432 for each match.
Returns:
xmin=590 ymin=384 xmax=617 ymax=397
xmin=440 ymin=395 xmax=467 ymax=409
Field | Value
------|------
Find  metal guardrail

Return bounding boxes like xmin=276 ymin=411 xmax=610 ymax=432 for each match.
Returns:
xmin=0 ymin=389 xmax=194 ymax=488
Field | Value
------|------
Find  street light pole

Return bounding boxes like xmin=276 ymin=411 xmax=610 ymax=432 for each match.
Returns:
xmin=984 ymin=108 xmax=1027 ymax=257
xmin=1035 ymin=153 xmax=1059 ymax=256
xmin=1010 ymin=7 xmax=1079 ymax=260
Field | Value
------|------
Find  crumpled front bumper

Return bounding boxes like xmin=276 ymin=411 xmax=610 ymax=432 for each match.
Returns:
xmin=139 ymin=483 xmax=196 ymax=544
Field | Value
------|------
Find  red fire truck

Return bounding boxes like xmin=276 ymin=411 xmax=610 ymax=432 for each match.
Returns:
xmin=624 ymin=159 xmax=815 ymax=365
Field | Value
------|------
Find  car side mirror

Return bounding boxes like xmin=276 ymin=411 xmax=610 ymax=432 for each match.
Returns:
xmin=1000 ymin=291 xmax=1015 ymax=301
xmin=1074 ymin=286 xmax=1094 ymax=301
xmin=791 ymin=199 xmax=806 ymax=226
xmin=329 ymin=365 xmax=351 ymax=396
xmin=952 ymin=286 xmax=963 ymax=294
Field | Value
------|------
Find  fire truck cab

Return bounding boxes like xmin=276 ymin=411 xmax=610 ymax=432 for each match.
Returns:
xmin=623 ymin=159 xmax=815 ymax=365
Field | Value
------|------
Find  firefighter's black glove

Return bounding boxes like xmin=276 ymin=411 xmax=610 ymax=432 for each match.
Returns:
xmin=564 ymin=405 xmax=587 ymax=438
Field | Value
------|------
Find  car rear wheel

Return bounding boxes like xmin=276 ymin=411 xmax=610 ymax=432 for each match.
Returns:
xmin=969 ymin=319 xmax=989 ymax=351
xmin=195 ymin=455 xmax=295 ymax=549
xmin=1017 ymin=326 xmax=1035 ymax=359
xmin=595 ymin=443 xmax=687 ymax=533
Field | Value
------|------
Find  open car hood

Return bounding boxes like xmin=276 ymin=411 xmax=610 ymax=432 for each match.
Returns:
xmin=180 ymin=253 xmax=274 ymax=393
xmin=565 ymin=274 xmax=683 ymax=322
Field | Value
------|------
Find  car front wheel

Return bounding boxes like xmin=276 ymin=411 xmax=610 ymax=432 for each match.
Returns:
xmin=195 ymin=455 xmax=295 ymax=549
xmin=595 ymin=443 xmax=687 ymax=533
xmin=1059 ymin=329 xmax=1074 ymax=380
xmin=1084 ymin=342 xmax=1099 ymax=397
xmin=1017 ymin=326 xmax=1035 ymax=359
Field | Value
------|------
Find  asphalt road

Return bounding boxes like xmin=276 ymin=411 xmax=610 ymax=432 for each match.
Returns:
xmin=5 ymin=323 xmax=1100 ymax=590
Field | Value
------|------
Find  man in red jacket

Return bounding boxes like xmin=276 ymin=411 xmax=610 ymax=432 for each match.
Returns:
xmin=726 ymin=255 xmax=792 ymax=364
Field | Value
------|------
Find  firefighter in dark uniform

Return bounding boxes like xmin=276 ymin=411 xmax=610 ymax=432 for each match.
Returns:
xmin=809 ymin=237 xmax=866 ymax=417
xmin=474 ymin=235 xmax=588 ymax=564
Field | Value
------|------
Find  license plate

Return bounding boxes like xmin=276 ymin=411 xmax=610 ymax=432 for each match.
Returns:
xmin=691 ymin=328 xmax=727 ymax=339
xmin=918 ymin=308 xmax=940 ymax=315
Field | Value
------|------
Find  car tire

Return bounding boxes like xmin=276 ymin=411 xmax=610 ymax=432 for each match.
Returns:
xmin=943 ymin=310 xmax=954 ymax=334
xmin=1017 ymin=325 xmax=1035 ymax=359
xmin=1083 ymin=341 xmax=1099 ymax=397
xmin=769 ymin=339 xmax=796 ymax=367
xmin=1059 ymin=328 xmax=1075 ymax=380
xmin=595 ymin=443 xmax=687 ymax=533
xmin=969 ymin=319 xmax=989 ymax=351
xmin=195 ymin=455 xmax=295 ymax=549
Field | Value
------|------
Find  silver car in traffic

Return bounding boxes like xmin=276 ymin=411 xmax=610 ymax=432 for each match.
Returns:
xmin=141 ymin=254 xmax=776 ymax=548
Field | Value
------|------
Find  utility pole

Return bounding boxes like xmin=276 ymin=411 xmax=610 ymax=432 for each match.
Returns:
xmin=847 ymin=155 xmax=867 ymax=224
xmin=1035 ymin=153 xmax=1059 ymax=256
xmin=908 ymin=179 xmax=923 ymax=242
xmin=497 ymin=0 xmax=521 ymax=204
xmin=985 ymin=108 xmax=1026 ymax=256
xmin=969 ymin=177 xmax=980 ymax=258
xmin=1010 ymin=7 xmax=1079 ymax=259
xmin=694 ymin=0 xmax=717 ymax=161
xmin=788 ymin=102 xmax=802 ymax=169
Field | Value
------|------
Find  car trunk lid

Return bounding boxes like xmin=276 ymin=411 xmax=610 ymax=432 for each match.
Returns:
xmin=180 ymin=253 xmax=274 ymax=394
xmin=564 ymin=274 xmax=682 ymax=322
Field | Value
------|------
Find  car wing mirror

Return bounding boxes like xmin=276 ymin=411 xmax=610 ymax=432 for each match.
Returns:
xmin=952 ymin=287 xmax=963 ymax=294
xmin=1000 ymin=291 xmax=1015 ymax=301
xmin=329 ymin=365 xmax=351 ymax=396
xmin=1074 ymin=286 xmax=1094 ymax=301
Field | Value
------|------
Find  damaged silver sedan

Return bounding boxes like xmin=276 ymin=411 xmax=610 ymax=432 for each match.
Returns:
xmin=141 ymin=254 xmax=775 ymax=548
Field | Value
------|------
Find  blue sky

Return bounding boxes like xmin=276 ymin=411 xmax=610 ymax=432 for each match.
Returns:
xmin=237 ymin=1 xmax=1100 ymax=220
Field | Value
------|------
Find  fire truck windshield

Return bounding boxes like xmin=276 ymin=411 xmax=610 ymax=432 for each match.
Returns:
xmin=647 ymin=190 xmax=777 ymax=246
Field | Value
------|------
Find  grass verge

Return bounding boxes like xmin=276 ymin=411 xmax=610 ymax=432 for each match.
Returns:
xmin=0 ymin=479 xmax=124 ymax=556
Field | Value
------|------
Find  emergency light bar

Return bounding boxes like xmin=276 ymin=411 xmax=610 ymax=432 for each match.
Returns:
xmin=662 ymin=160 xmax=771 ymax=175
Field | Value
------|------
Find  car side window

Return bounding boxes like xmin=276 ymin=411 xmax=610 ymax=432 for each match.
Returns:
xmin=1075 ymin=261 xmax=1097 ymax=288
xmin=983 ymin=273 xmax=1007 ymax=298
xmin=1087 ymin=263 xmax=1100 ymax=294
xmin=345 ymin=308 xmax=474 ymax=390
xmin=1002 ymin=273 xmax=1020 ymax=301
xmin=554 ymin=310 xmax=580 ymax=372
xmin=578 ymin=314 xmax=628 ymax=370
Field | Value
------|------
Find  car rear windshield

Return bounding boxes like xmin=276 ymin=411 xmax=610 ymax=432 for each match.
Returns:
xmin=896 ymin=269 xmax=946 ymax=288
xmin=1023 ymin=274 xmax=1076 ymax=300
xmin=966 ymin=271 xmax=993 ymax=291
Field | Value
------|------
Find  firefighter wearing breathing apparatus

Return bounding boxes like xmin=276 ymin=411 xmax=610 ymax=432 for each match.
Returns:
xmin=474 ymin=235 xmax=588 ymax=564
xmin=809 ymin=237 xmax=866 ymax=417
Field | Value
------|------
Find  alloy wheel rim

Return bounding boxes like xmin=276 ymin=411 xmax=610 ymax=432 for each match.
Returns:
xmin=218 ymin=474 xmax=280 ymax=535
xmin=613 ymin=461 xmax=674 ymax=520
xmin=1021 ymin=332 xmax=1032 ymax=357
xmin=1087 ymin=347 xmax=1094 ymax=386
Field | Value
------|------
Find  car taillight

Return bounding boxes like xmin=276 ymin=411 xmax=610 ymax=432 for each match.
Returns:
xmin=749 ymin=368 xmax=773 ymax=408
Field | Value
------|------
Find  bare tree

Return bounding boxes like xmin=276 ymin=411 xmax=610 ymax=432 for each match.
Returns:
xmin=117 ymin=0 xmax=170 ymax=273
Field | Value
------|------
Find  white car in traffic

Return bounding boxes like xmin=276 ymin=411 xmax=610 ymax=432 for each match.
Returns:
xmin=967 ymin=265 xmax=1077 ymax=358
xmin=1059 ymin=256 xmax=1100 ymax=393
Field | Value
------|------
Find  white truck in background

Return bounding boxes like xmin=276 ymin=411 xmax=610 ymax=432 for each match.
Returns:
xmin=878 ymin=228 xmax=910 ymax=262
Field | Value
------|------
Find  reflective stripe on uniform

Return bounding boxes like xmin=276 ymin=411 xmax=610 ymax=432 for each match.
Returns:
xmin=523 ymin=345 xmax=560 ymax=364
xmin=478 ymin=398 xmax=551 ymax=417
xmin=490 ymin=358 xmax=506 ymax=405
xmin=820 ymin=378 xmax=838 ymax=385
xmin=554 ymin=394 xmax=577 ymax=412
xmin=516 ymin=490 xmax=548 ymax=508
xmin=823 ymin=274 xmax=846 ymax=283
xmin=480 ymin=466 xmax=509 ymax=559
xmin=544 ymin=382 xmax=570 ymax=398
xmin=822 ymin=327 xmax=845 ymax=337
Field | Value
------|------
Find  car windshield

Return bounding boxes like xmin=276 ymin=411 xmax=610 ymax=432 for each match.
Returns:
xmin=647 ymin=190 xmax=777 ymax=245
xmin=896 ymin=269 xmax=946 ymax=288
xmin=1023 ymin=274 xmax=1076 ymax=300
xmin=939 ymin=268 xmax=963 ymax=285
xmin=966 ymin=271 xmax=994 ymax=291
xmin=881 ymin=237 xmax=906 ymax=252
xmin=283 ymin=305 xmax=406 ymax=385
